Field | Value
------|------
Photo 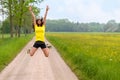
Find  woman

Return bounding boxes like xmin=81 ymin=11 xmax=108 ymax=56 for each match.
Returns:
xmin=28 ymin=5 xmax=49 ymax=57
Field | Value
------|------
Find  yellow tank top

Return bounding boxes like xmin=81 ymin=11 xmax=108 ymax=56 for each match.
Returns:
xmin=35 ymin=25 xmax=45 ymax=42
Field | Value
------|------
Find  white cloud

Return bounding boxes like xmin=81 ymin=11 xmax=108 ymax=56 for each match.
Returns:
xmin=59 ymin=0 xmax=110 ymax=23
xmin=40 ymin=0 xmax=120 ymax=23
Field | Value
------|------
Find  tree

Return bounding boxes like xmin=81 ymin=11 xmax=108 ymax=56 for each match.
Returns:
xmin=104 ymin=20 xmax=118 ymax=32
xmin=0 ymin=0 xmax=6 ymax=38
xmin=46 ymin=19 xmax=120 ymax=32
xmin=12 ymin=0 xmax=41 ymax=37
xmin=0 ymin=0 xmax=43 ymax=37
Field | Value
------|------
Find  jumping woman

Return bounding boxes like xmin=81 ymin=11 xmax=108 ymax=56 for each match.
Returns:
xmin=28 ymin=5 xmax=49 ymax=57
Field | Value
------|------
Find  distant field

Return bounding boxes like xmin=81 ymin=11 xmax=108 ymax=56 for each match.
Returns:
xmin=0 ymin=34 xmax=33 ymax=71
xmin=46 ymin=32 xmax=120 ymax=80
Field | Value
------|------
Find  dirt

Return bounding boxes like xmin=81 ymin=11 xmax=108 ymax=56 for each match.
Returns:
xmin=0 ymin=38 xmax=78 ymax=80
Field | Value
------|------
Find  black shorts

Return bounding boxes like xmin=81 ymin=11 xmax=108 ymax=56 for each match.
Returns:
xmin=33 ymin=41 xmax=46 ymax=49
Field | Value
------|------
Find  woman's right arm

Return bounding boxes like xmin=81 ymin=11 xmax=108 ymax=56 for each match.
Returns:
xmin=29 ymin=6 xmax=36 ymax=26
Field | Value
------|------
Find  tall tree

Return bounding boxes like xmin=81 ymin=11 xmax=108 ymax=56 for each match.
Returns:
xmin=0 ymin=0 xmax=43 ymax=37
xmin=0 ymin=0 xmax=15 ymax=37
xmin=9 ymin=0 xmax=13 ymax=37
xmin=0 ymin=0 xmax=6 ymax=38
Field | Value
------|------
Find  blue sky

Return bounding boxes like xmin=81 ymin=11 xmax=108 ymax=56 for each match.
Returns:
xmin=0 ymin=0 xmax=120 ymax=23
xmin=39 ymin=0 xmax=120 ymax=23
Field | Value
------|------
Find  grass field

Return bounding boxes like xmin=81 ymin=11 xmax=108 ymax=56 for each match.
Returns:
xmin=0 ymin=34 xmax=33 ymax=71
xmin=46 ymin=32 xmax=120 ymax=80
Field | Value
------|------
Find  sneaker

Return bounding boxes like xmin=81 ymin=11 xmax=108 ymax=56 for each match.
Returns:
xmin=46 ymin=44 xmax=52 ymax=48
xmin=48 ymin=45 xmax=52 ymax=48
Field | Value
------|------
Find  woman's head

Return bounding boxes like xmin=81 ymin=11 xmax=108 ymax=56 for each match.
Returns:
xmin=36 ymin=18 xmax=44 ymax=26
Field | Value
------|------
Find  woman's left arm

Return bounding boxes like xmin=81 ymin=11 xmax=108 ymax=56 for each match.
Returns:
xmin=43 ymin=5 xmax=49 ymax=25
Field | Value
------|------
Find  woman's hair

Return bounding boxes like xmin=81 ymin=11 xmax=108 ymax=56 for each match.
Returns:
xmin=32 ymin=18 xmax=44 ymax=31
xmin=36 ymin=18 xmax=44 ymax=27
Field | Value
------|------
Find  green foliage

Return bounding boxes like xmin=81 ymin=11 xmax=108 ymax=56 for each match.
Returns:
xmin=0 ymin=34 xmax=33 ymax=71
xmin=0 ymin=22 xmax=1 ymax=33
xmin=0 ymin=0 xmax=43 ymax=37
xmin=46 ymin=32 xmax=120 ymax=80
xmin=2 ymin=19 xmax=10 ymax=33
xmin=46 ymin=19 xmax=120 ymax=32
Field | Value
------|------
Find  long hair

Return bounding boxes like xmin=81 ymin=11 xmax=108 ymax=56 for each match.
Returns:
xmin=36 ymin=18 xmax=44 ymax=27
xmin=32 ymin=18 xmax=44 ymax=31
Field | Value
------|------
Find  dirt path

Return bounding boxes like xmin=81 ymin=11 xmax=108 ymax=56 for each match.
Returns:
xmin=0 ymin=38 xmax=78 ymax=80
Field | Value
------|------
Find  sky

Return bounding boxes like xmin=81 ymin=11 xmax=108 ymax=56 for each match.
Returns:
xmin=39 ymin=0 xmax=120 ymax=23
xmin=0 ymin=0 xmax=120 ymax=23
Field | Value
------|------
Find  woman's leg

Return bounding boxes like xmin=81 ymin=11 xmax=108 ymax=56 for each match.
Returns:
xmin=42 ymin=48 xmax=49 ymax=57
xmin=29 ymin=47 xmax=38 ymax=56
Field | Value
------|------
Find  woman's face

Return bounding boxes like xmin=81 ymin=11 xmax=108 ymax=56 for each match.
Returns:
xmin=37 ymin=19 xmax=42 ymax=25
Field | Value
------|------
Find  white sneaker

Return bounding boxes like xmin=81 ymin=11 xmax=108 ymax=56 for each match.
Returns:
xmin=46 ymin=44 xmax=52 ymax=48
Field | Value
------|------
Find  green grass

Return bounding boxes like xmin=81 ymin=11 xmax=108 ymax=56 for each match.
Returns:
xmin=46 ymin=32 xmax=120 ymax=80
xmin=0 ymin=34 xmax=33 ymax=71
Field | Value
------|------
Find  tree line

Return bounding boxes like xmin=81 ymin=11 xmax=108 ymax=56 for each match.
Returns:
xmin=0 ymin=0 xmax=43 ymax=38
xmin=1 ymin=0 xmax=120 ymax=38
xmin=1 ymin=18 xmax=120 ymax=37
xmin=46 ymin=19 xmax=120 ymax=32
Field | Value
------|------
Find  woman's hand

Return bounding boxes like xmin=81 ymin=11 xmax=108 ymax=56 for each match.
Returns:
xmin=44 ymin=5 xmax=49 ymax=25
xmin=29 ymin=5 xmax=36 ymax=26
xmin=29 ymin=6 xmax=32 ymax=11
xmin=46 ymin=5 xmax=49 ymax=12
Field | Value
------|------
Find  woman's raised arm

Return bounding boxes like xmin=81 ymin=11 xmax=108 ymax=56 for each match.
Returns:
xmin=29 ymin=6 xmax=36 ymax=26
xmin=43 ymin=5 xmax=49 ymax=25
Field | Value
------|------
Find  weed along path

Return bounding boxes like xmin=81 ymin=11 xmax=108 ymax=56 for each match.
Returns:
xmin=0 ymin=38 xmax=78 ymax=80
